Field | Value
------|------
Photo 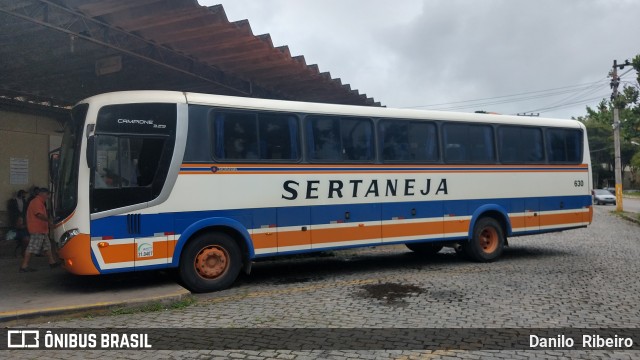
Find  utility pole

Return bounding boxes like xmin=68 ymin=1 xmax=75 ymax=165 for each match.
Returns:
xmin=610 ymin=59 xmax=632 ymax=212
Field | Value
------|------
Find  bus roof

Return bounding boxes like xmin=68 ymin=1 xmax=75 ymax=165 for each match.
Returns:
xmin=78 ymin=90 xmax=584 ymax=129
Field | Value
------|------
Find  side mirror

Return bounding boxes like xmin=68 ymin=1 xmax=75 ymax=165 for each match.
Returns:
xmin=86 ymin=135 xmax=96 ymax=169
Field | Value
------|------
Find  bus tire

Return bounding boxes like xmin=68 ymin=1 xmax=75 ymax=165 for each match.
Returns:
xmin=179 ymin=232 xmax=242 ymax=293
xmin=464 ymin=217 xmax=504 ymax=262
xmin=405 ymin=243 xmax=443 ymax=255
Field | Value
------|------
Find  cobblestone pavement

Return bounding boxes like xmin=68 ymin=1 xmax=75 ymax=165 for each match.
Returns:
xmin=4 ymin=206 xmax=640 ymax=359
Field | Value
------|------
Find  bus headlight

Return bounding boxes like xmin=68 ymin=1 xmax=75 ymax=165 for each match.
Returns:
xmin=59 ymin=228 xmax=79 ymax=248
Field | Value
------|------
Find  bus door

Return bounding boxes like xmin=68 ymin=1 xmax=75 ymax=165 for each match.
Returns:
xmin=310 ymin=203 xmax=381 ymax=250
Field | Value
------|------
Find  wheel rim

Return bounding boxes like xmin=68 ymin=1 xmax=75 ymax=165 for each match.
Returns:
xmin=194 ymin=245 xmax=229 ymax=279
xmin=479 ymin=227 xmax=499 ymax=254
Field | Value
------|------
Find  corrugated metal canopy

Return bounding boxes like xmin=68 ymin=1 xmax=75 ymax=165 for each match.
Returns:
xmin=0 ymin=0 xmax=381 ymax=109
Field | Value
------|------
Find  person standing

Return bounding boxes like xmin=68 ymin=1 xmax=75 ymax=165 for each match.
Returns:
xmin=19 ymin=188 xmax=59 ymax=272
xmin=7 ymin=190 xmax=30 ymax=255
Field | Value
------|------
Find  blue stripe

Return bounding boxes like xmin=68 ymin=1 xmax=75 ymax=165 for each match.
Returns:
xmin=90 ymin=195 xmax=591 ymax=239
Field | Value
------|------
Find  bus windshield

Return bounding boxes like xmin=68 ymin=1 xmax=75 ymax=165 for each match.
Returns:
xmin=54 ymin=104 xmax=88 ymax=222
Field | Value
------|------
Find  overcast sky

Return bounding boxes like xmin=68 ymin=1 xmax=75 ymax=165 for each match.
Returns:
xmin=199 ymin=0 xmax=639 ymax=119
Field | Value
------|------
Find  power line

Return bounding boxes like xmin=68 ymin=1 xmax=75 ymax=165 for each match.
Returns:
xmin=534 ymin=77 xmax=605 ymax=111
xmin=403 ymin=81 xmax=604 ymax=109
xmin=429 ymin=86 xmax=599 ymax=111
xmin=520 ymin=68 xmax=637 ymax=115
xmin=517 ymin=93 xmax=610 ymax=114
xmin=433 ymin=85 xmax=607 ymax=112
xmin=400 ymin=69 xmax=637 ymax=115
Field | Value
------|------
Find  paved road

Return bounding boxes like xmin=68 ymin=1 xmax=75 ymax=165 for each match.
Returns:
xmin=3 ymin=206 xmax=639 ymax=359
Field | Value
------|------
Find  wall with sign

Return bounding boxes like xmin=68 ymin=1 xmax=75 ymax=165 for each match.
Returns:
xmin=0 ymin=110 xmax=59 ymax=229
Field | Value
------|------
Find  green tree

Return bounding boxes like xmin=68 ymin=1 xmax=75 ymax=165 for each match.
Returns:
xmin=630 ymin=151 xmax=640 ymax=188
xmin=578 ymin=54 xmax=640 ymax=189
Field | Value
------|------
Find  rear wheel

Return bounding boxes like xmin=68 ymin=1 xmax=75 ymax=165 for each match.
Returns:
xmin=179 ymin=232 xmax=242 ymax=293
xmin=405 ymin=242 xmax=444 ymax=256
xmin=464 ymin=217 xmax=505 ymax=262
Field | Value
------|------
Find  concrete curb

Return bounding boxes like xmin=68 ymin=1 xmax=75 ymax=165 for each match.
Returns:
xmin=0 ymin=288 xmax=192 ymax=325
xmin=618 ymin=212 xmax=640 ymax=226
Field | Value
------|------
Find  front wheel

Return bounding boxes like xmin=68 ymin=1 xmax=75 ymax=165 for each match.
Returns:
xmin=179 ymin=232 xmax=242 ymax=293
xmin=464 ymin=217 xmax=505 ymax=262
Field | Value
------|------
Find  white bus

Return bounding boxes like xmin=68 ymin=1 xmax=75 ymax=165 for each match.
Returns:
xmin=53 ymin=91 xmax=593 ymax=292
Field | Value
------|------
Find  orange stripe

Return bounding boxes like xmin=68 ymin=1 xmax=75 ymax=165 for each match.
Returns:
xmin=251 ymin=233 xmax=277 ymax=250
xmin=539 ymin=212 xmax=584 ymax=227
xmin=311 ymin=225 xmax=381 ymax=244
xmin=134 ymin=241 xmax=172 ymax=261
xmin=168 ymin=239 xmax=178 ymax=258
xmin=101 ymin=240 xmax=178 ymax=263
xmin=444 ymin=219 xmax=470 ymax=234
xmin=179 ymin=163 xmax=588 ymax=175
xmin=100 ymin=243 xmax=135 ymax=263
xmin=249 ymin=210 xmax=587 ymax=251
xmin=276 ymin=230 xmax=311 ymax=247
xmin=180 ymin=169 xmax=587 ymax=175
xmin=181 ymin=163 xmax=588 ymax=169
xmin=509 ymin=215 xmax=526 ymax=229
xmin=382 ymin=221 xmax=442 ymax=237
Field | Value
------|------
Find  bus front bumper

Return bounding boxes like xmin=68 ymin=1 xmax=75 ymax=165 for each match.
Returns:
xmin=58 ymin=233 xmax=100 ymax=275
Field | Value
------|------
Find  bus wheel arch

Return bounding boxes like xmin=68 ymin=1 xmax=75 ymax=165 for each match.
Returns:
xmin=177 ymin=225 xmax=251 ymax=293
xmin=464 ymin=211 xmax=508 ymax=262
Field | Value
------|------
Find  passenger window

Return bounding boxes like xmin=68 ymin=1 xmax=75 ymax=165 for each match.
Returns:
xmin=213 ymin=111 xmax=300 ymax=161
xmin=215 ymin=112 xmax=258 ymax=160
xmin=307 ymin=116 xmax=373 ymax=162
xmin=498 ymin=126 xmax=543 ymax=163
xmin=307 ymin=117 xmax=342 ymax=161
xmin=184 ymin=105 xmax=212 ymax=162
xmin=380 ymin=120 xmax=438 ymax=162
xmin=259 ymin=114 xmax=299 ymax=160
xmin=546 ymin=128 xmax=582 ymax=163
xmin=341 ymin=118 xmax=374 ymax=161
xmin=443 ymin=124 xmax=495 ymax=163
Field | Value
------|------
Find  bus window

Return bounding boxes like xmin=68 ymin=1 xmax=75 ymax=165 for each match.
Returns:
xmin=307 ymin=116 xmax=373 ymax=162
xmin=95 ymin=136 xmax=165 ymax=189
xmin=546 ymin=128 xmax=582 ymax=163
xmin=498 ymin=126 xmax=543 ymax=163
xmin=379 ymin=120 xmax=438 ymax=162
xmin=307 ymin=116 xmax=341 ymax=161
xmin=443 ymin=123 xmax=495 ymax=163
xmin=341 ymin=118 xmax=374 ymax=161
xmin=184 ymin=105 xmax=212 ymax=162
xmin=92 ymin=135 xmax=168 ymax=212
xmin=213 ymin=110 xmax=299 ymax=161
xmin=215 ymin=112 xmax=258 ymax=160
xmin=259 ymin=113 xmax=299 ymax=160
